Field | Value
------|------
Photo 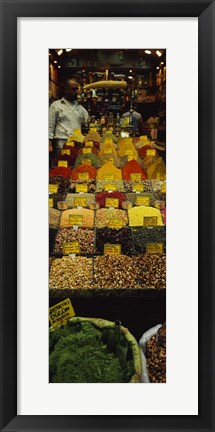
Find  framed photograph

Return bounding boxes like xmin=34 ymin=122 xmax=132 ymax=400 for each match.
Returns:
xmin=0 ymin=0 xmax=214 ymax=431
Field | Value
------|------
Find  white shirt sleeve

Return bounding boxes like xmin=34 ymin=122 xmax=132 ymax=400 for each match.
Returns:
xmin=49 ymin=102 xmax=57 ymax=139
xmin=82 ymin=107 xmax=89 ymax=127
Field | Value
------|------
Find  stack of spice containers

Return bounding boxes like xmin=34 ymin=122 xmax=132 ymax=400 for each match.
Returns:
xmin=49 ymin=130 xmax=166 ymax=292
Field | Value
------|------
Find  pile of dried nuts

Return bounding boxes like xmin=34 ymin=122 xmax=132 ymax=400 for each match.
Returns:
xmin=95 ymin=208 xmax=128 ymax=228
xmin=133 ymin=254 xmax=166 ymax=288
xmin=93 ymin=255 xmax=139 ymax=289
xmin=53 ymin=228 xmax=95 ymax=255
xmin=123 ymin=180 xmax=152 ymax=193
xmin=146 ymin=324 xmax=166 ymax=383
xmin=49 ymin=256 xmax=93 ymax=289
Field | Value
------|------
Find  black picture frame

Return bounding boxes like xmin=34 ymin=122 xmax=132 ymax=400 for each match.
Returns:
xmin=0 ymin=0 xmax=214 ymax=431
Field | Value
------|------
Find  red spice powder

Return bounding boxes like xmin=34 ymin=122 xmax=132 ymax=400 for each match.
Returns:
xmin=122 ymin=160 xmax=147 ymax=180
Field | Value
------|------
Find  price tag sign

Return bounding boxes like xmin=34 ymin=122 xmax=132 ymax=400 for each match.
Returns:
xmin=156 ymin=173 xmax=166 ymax=181
xmin=143 ymin=216 xmax=158 ymax=226
xmin=104 ymin=244 xmax=121 ymax=255
xmin=82 ymin=159 xmax=91 ymax=165
xmin=85 ymin=141 xmax=94 ymax=147
xmin=49 ymin=198 xmax=54 ymax=208
xmin=104 ymin=174 xmax=114 ymax=180
xmin=146 ymin=243 xmax=163 ymax=254
xmin=49 ymin=298 xmax=75 ymax=328
xmin=61 ymin=149 xmax=70 ymax=156
xmin=161 ymin=183 xmax=166 ymax=193
xmin=104 ymin=183 xmax=116 ymax=192
xmin=76 ymin=184 xmax=88 ymax=193
xmin=78 ymin=173 xmax=89 ymax=181
xmin=105 ymin=198 xmax=119 ymax=208
xmin=133 ymin=184 xmax=144 ymax=193
xmin=83 ymin=148 xmax=92 ymax=154
xmin=69 ymin=215 xmax=83 ymax=226
xmin=104 ymin=148 xmax=112 ymax=154
xmin=108 ymin=219 xmax=123 ymax=229
xmin=63 ymin=241 xmax=80 ymax=255
xmin=131 ymin=173 xmax=141 ymax=181
xmin=49 ymin=184 xmax=59 ymax=193
xmin=73 ymin=128 xmax=81 ymax=135
xmin=146 ymin=149 xmax=156 ymax=156
xmin=58 ymin=160 xmax=68 ymax=167
xmin=74 ymin=197 xmax=86 ymax=207
xmin=136 ymin=196 xmax=149 ymax=206
xmin=90 ymin=127 xmax=97 ymax=132
xmin=125 ymin=150 xmax=133 ymax=156
xmin=67 ymin=141 xmax=74 ymax=147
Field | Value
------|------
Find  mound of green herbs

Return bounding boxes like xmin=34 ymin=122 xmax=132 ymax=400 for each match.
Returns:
xmin=49 ymin=321 xmax=135 ymax=383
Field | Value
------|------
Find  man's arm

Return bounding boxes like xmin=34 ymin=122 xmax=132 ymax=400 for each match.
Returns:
xmin=82 ymin=107 xmax=89 ymax=128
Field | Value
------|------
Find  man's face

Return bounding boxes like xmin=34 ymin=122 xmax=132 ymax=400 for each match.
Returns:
xmin=65 ymin=81 xmax=79 ymax=101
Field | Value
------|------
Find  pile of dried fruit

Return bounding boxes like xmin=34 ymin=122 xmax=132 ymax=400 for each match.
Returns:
xmin=146 ymin=323 xmax=166 ymax=383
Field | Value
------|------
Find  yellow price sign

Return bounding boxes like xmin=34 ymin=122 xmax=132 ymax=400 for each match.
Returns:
xmin=49 ymin=198 xmax=54 ymax=208
xmin=136 ymin=196 xmax=149 ymax=206
xmin=67 ymin=141 xmax=74 ymax=147
xmin=146 ymin=243 xmax=163 ymax=254
xmin=69 ymin=214 xmax=83 ymax=226
xmin=83 ymin=148 xmax=92 ymax=154
xmin=104 ymin=183 xmax=116 ymax=192
xmin=104 ymin=148 xmax=112 ymax=154
xmin=61 ymin=149 xmax=70 ymax=156
xmin=75 ymin=184 xmax=88 ymax=193
xmin=74 ymin=197 xmax=86 ymax=207
xmin=49 ymin=298 xmax=75 ymax=328
xmin=82 ymin=159 xmax=91 ymax=165
xmin=104 ymin=174 xmax=114 ymax=180
xmin=90 ymin=127 xmax=97 ymax=132
xmin=85 ymin=141 xmax=94 ymax=147
xmin=146 ymin=149 xmax=156 ymax=156
xmin=78 ymin=172 xmax=89 ymax=181
xmin=143 ymin=216 xmax=158 ymax=226
xmin=73 ymin=128 xmax=81 ymax=135
xmin=105 ymin=198 xmax=119 ymax=208
xmin=131 ymin=173 xmax=141 ymax=181
xmin=104 ymin=244 xmax=121 ymax=255
xmin=161 ymin=183 xmax=166 ymax=193
xmin=156 ymin=173 xmax=166 ymax=181
xmin=58 ymin=160 xmax=68 ymax=167
xmin=63 ymin=241 xmax=80 ymax=255
xmin=108 ymin=219 xmax=123 ymax=229
xmin=132 ymin=184 xmax=144 ymax=193
xmin=49 ymin=184 xmax=58 ymax=193
xmin=125 ymin=150 xmax=133 ymax=156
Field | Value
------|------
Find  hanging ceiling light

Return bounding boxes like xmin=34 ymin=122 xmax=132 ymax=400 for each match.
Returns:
xmin=145 ymin=50 xmax=151 ymax=54
xmin=66 ymin=49 xmax=72 ymax=52
xmin=57 ymin=49 xmax=63 ymax=56
xmin=156 ymin=50 xmax=162 ymax=57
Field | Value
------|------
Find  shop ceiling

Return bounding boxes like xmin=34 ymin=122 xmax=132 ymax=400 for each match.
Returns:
xmin=49 ymin=48 xmax=166 ymax=71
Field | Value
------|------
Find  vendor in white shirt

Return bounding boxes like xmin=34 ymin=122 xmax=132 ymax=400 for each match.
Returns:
xmin=49 ymin=79 xmax=89 ymax=153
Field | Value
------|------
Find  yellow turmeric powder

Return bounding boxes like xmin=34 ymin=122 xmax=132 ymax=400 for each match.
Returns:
xmin=96 ymin=160 xmax=122 ymax=180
